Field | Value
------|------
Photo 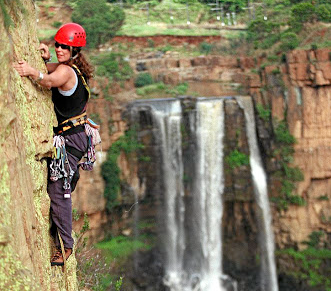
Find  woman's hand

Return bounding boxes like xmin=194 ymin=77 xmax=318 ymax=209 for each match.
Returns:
xmin=13 ymin=60 xmax=35 ymax=78
xmin=39 ymin=43 xmax=51 ymax=61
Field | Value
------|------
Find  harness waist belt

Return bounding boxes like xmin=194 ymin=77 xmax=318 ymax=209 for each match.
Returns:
xmin=56 ymin=112 xmax=87 ymax=134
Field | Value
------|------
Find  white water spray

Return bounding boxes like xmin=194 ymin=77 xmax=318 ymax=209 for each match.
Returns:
xmin=148 ymin=100 xmax=186 ymax=289
xmin=236 ymin=96 xmax=279 ymax=291
xmin=193 ymin=99 xmax=226 ymax=291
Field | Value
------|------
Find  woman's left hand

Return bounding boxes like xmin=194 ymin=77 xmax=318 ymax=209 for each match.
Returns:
xmin=39 ymin=43 xmax=51 ymax=61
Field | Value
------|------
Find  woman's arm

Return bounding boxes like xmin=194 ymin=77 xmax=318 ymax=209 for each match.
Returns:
xmin=46 ymin=62 xmax=60 ymax=73
xmin=13 ymin=60 xmax=74 ymax=90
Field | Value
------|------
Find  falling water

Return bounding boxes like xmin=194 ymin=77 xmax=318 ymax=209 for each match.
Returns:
xmin=130 ymin=97 xmax=277 ymax=291
xmin=236 ymin=96 xmax=279 ymax=291
xmin=147 ymin=100 xmax=186 ymax=289
xmin=193 ymin=99 xmax=226 ymax=291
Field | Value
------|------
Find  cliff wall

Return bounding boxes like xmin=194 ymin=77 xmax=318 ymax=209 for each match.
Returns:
xmin=255 ymin=49 xmax=331 ymax=248
xmin=0 ymin=1 xmax=77 ymax=290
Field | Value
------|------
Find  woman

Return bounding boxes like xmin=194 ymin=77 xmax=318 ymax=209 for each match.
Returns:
xmin=14 ymin=23 xmax=95 ymax=266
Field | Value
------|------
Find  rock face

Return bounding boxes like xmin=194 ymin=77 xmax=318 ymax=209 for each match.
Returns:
xmin=94 ymin=47 xmax=331 ymax=289
xmin=248 ymin=49 xmax=331 ymax=250
xmin=0 ymin=1 xmax=77 ymax=290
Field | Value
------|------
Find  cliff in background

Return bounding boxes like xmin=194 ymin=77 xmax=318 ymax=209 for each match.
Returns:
xmin=256 ymin=49 xmax=331 ymax=246
xmin=120 ymin=48 xmax=331 ymax=249
xmin=82 ymin=46 xmax=331 ymax=288
xmin=0 ymin=1 xmax=77 ymax=290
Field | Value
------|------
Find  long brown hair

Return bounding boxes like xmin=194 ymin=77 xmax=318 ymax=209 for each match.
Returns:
xmin=64 ymin=48 xmax=94 ymax=81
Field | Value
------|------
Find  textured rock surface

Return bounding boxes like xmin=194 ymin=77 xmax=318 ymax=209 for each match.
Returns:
xmin=0 ymin=1 xmax=77 ymax=290
xmin=251 ymin=49 xmax=331 ymax=249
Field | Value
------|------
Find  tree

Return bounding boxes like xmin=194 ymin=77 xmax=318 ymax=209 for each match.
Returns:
xmin=72 ymin=0 xmax=125 ymax=49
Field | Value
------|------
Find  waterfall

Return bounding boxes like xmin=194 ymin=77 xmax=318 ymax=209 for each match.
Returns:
xmin=148 ymin=98 xmax=229 ymax=291
xmin=129 ymin=96 xmax=278 ymax=291
xmin=193 ymin=99 xmax=226 ymax=291
xmin=236 ymin=96 xmax=279 ymax=291
xmin=147 ymin=100 xmax=186 ymax=289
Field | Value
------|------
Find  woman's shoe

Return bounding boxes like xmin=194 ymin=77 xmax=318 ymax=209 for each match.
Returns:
xmin=51 ymin=248 xmax=72 ymax=266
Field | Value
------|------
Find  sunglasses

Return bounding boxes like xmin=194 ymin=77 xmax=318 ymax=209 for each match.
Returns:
xmin=55 ymin=42 xmax=70 ymax=50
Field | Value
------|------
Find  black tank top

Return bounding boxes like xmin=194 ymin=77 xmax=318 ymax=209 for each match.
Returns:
xmin=52 ymin=66 xmax=89 ymax=125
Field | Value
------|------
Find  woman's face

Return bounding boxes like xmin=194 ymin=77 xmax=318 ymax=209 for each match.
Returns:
xmin=55 ymin=42 xmax=71 ymax=63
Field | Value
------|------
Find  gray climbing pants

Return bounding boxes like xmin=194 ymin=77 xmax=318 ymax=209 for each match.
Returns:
xmin=47 ymin=131 xmax=88 ymax=249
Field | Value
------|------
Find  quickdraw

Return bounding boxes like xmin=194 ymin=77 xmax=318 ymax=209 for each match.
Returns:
xmin=80 ymin=122 xmax=101 ymax=171
xmin=50 ymin=135 xmax=75 ymax=199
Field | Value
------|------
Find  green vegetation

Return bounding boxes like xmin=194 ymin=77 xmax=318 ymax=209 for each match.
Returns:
xmin=72 ymin=0 xmax=125 ymax=48
xmin=278 ymin=32 xmax=300 ymax=52
xmin=74 ymin=211 xmax=123 ymax=291
xmin=92 ymin=52 xmax=133 ymax=82
xmin=136 ymin=81 xmax=189 ymax=98
xmin=37 ymin=28 xmax=58 ymax=42
xmin=101 ymin=128 xmax=144 ymax=212
xmin=316 ymin=4 xmax=331 ymax=22
xmin=247 ymin=17 xmax=281 ymax=50
xmin=278 ymin=247 xmax=331 ymax=290
xmin=52 ymin=21 xmax=62 ymax=28
xmin=277 ymin=231 xmax=331 ymax=290
xmin=96 ymin=235 xmax=153 ymax=262
xmin=199 ymin=42 xmax=214 ymax=54
xmin=271 ymin=120 xmax=305 ymax=210
xmin=245 ymin=0 xmax=331 ymax=53
xmin=225 ymin=149 xmax=250 ymax=169
xmin=274 ymin=121 xmax=296 ymax=145
xmin=134 ymin=72 xmax=154 ymax=88
xmin=256 ymin=103 xmax=271 ymax=122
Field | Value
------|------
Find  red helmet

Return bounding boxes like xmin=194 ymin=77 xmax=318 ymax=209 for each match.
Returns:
xmin=54 ymin=23 xmax=86 ymax=47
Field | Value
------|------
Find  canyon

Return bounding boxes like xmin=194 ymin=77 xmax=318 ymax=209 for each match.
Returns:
xmin=1 ymin=0 xmax=331 ymax=290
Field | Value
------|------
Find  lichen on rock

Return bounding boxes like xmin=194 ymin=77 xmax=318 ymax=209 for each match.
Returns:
xmin=0 ymin=1 xmax=78 ymax=290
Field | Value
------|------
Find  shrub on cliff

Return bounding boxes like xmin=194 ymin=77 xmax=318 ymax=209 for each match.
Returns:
xmin=288 ymin=2 xmax=316 ymax=32
xmin=316 ymin=4 xmax=331 ymax=22
xmin=247 ymin=17 xmax=281 ymax=49
xmin=101 ymin=128 xmax=144 ymax=212
xmin=278 ymin=32 xmax=300 ymax=52
xmin=72 ymin=0 xmax=125 ymax=48
xmin=92 ymin=52 xmax=133 ymax=82
xmin=134 ymin=73 xmax=154 ymax=88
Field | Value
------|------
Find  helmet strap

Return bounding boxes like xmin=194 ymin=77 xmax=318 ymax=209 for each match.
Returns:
xmin=69 ymin=46 xmax=79 ymax=60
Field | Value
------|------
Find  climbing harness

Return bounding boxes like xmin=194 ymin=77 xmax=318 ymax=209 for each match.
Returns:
xmin=56 ymin=112 xmax=87 ymax=134
xmin=49 ymin=63 xmax=101 ymax=197
xmin=50 ymin=117 xmax=101 ymax=198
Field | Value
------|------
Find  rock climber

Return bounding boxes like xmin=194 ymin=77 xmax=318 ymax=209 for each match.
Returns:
xmin=13 ymin=23 xmax=100 ymax=266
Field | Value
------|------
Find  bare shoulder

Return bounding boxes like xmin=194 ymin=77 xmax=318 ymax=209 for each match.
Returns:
xmin=53 ymin=64 xmax=76 ymax=82
xmin=55 ymin=64 xmax=74 ymax=74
